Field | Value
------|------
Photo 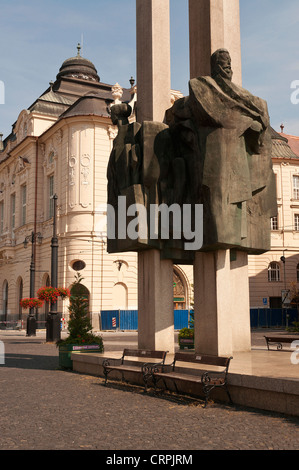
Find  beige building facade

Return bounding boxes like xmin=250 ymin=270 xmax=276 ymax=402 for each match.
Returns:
xmin=1 ymin=48 xmax=298 ymax=331
xmin=0 ymin=49 xmax=193 ymax=330
xmin=249 ymin=129 xmax=299 ymax=310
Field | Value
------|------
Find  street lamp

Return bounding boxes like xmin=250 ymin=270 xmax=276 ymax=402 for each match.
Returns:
xmin=23 ymin=231 xmax=43 ymax=336
xmin=280 ymin=252 xmax=290 ymax=328
xmin=46 ymin=194 xmax=61 ymax=342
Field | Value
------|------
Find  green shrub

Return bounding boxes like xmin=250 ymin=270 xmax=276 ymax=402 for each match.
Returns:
xmin=178 ymin=327 xmax=194 ymax=339
xmin=57 ymin=274 xmax=104 ymax=351
xmin=287 ymin=321 xmax=299 ymax=333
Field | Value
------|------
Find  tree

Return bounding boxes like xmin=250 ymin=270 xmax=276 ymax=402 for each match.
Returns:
xmin=57 ymin=274 xmax=104 ymax=348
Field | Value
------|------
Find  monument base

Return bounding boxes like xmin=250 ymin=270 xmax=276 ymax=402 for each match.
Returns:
xmin=194 ymin=250 xmax=251 ymax=356
xmin=138 ymin=249 xmax=175 ymax=354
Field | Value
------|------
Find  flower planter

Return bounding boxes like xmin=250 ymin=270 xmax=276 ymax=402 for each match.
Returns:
xmin=178 ymin=327 xmax=194 ymax=350
xmin=179 ymin=337 xmax=195 ymax=350
xmin=20 ymin=298 xmax=44 ymax=309
xmin=58 ymin=343 xmax=103 ymax=369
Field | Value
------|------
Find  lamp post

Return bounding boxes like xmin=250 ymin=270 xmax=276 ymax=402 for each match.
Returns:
xmin=280 ymin=252 xmax=290 ymax=328
xmin=23 ymin=231 xmax=43 ymax=336
xmin=46 ymin=194 xmax=61 ymax=342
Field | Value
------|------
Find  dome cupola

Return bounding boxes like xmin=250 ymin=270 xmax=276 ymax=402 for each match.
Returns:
xmin=56 ymin=44 xmax=100 ymax=82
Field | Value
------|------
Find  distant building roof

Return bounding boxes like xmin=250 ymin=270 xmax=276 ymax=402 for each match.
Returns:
xmin=279 ymin=132 xmax=299 ymax=158
xmin=56 ymin=44 xmax=100 ymax=83
xmin=271 ymin=127 xmax=299 ymax=160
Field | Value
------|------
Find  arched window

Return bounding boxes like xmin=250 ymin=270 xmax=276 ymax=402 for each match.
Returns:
xmin=18 ymin=278 xmax=23 ymax=319
xmin=44 ymin=275 xmax=50 ymax=317
xmin=2 ymin=280 xmax=8 ymax=322
xmin=112 ymin=283 xmax=128 ymax=310
xmin=268 ymin=262 xmax=280 ymax=282
xmin=70 ymin=283 xmax=90 ymax=318
xmin=173 ymin=268 xmax=187 ymax=310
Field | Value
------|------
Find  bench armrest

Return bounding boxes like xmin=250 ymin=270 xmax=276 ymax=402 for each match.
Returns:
xmin=102 ymin=357 xmax=123 ymax=368
xmin=201 ymin=369 xmax=228 ymax=385
xmin=142 ymin=360 xmax=166 ymax=375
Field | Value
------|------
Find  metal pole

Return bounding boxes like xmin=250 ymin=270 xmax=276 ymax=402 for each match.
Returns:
xmin=46 ymin=195 xmax=61 ymax=342
xmin=27 ymin=232 xmax=36 ymax=336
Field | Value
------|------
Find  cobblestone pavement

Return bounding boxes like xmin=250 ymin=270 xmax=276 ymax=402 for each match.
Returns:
xmin=0 ymin=331 xmax=299 ymax=452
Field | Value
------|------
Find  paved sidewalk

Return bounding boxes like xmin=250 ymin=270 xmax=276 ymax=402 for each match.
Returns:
xmin=0 ymin=330 xmax=299 ymax=451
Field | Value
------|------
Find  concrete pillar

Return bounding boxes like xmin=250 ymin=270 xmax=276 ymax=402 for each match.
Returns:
xmin=194 ymin=250 xmax=251 ymax=357
xmin=230 ymin=251 xmax=251 ymax=352
xmin=189 ymin=0 xmax=242 ymax=85
xmin=136 ymin=0 xmax=171 ymax=123
xmin=136 ymin=0 xmax=174 ymax=353
xmin=138 ymin=250 xmax=174 ymax=354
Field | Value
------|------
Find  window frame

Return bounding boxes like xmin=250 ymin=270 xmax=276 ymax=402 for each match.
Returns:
xmin=271 ymin=216 xmax=278 ymax=231
xmin=11 ymin=193 xmax=16 ymax=231
xmin=48 ymin=174 xmax=54 ymax=219
xmin=21 ymin=185 xmax=27 ymax=226
xmin=268 ymin=262 xmax=281 ymax=282
xmin=293 ymin=175 xmax=299 ymax=200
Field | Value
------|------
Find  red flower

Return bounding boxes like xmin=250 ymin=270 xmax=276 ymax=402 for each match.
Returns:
xmin=20 ymin=298 xmax=44 ymax=309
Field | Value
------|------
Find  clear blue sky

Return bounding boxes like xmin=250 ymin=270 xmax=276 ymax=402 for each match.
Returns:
xmin=0 ymin=0 xmax=299 ymax=139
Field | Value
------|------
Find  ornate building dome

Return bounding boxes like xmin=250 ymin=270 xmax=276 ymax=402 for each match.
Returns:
xmin=56 ymin=44 xmax=100 ymax=82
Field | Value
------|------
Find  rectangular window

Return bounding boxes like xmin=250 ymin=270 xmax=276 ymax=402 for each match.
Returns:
xmin=268 ymin=263 xmax=280 ymax=282
xmin=49 ymin=175 xmax=54 ymax=218
xmin=0 ymin=201 xmax=3 ymax=234
xmin=11 ymin=194 xmax=15 ymax=230
xmin=21 ymin=185 xmax=26 ymax=225
xmin=271 ymin=216 xmax=278 ymax=231
xmin=293 ymin=176 xmax=299 ymax=199
xmin=295 ymin=214 xmax=299 ymax=231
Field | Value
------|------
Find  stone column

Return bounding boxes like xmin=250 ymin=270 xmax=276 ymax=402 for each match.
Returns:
xmin=189 ymin=0 xmax=242 ymax=85
xmin=193 ymin=250 xmax=251 ymax=357
xmin=138 ymin=250 xmax=174 ymax=352
xmin=136 ymin=0 xmax=174 ymax=353
xmin=189 ymin=0 xmax=250 ymax=357
xmin=230 ymin=251 xmax=251 ymax=352
xmin=136 ymin=0 xmax=171 ymax=123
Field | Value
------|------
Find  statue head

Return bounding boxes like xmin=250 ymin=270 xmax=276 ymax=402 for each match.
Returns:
xmin=110 ymin=103 xmax=132 ymax=126
xmin=211 ymin=49 xmax=233 ymax=81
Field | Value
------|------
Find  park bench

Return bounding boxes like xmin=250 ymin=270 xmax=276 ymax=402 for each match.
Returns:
xmin=150 ymin=352 xmax=233 ymax=407
xmin=102 ymin=349 xmax=168 ymax=391
xmin=264 ymin=335 xmax=299 ymax=351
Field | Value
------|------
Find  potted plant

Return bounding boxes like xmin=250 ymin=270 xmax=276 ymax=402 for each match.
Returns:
xmin=178 ymin=308 xmax=194 ymax=349
xmin=20 ymin=297 xmax=44 ymax=310
xmin=178 ymin=327 xmax=194 ymax=349
xmin=57 ymin=287 xmax=71 ymax=299
xmin=37 ymin=286 xmax=59 ymax=303
xmin=56 ymin=274 xmax=104 ymax=369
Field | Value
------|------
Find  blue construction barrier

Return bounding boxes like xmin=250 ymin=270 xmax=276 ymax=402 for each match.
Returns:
xmin=250 ymin=308 xmax=298 ymax=328
xmin=100 ymin=308 xmax=299 ymax=331
xmin=100 ymin=309 xmax=190 ymax=331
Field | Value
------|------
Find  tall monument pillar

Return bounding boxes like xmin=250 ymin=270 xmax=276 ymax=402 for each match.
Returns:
xmin=136 ymin=0 xmax=171 ymax=123
xmin=189 ymin=0 xmax=251 ymax=355
xmin=136 ymin=0 xmax=174 ymax=353
xmin=189 ymin=0 xmax=242 ymax=85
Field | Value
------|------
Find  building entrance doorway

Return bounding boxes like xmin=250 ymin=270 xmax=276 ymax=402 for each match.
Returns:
xmin=173 ymin=269 xmax=187 ymax=310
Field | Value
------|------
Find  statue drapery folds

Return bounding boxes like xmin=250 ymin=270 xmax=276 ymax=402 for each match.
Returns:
xmin=107 ymin=49 xmax=277 ymax=260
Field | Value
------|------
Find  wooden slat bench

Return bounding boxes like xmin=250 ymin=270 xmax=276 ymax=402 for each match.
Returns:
xmin=150 ymin=352 xmax=233 ymax=407
xmin=264 ymin=335 xmax=299 ymax=351
xmin=102 ymin=349 xmax=168 ymax=391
